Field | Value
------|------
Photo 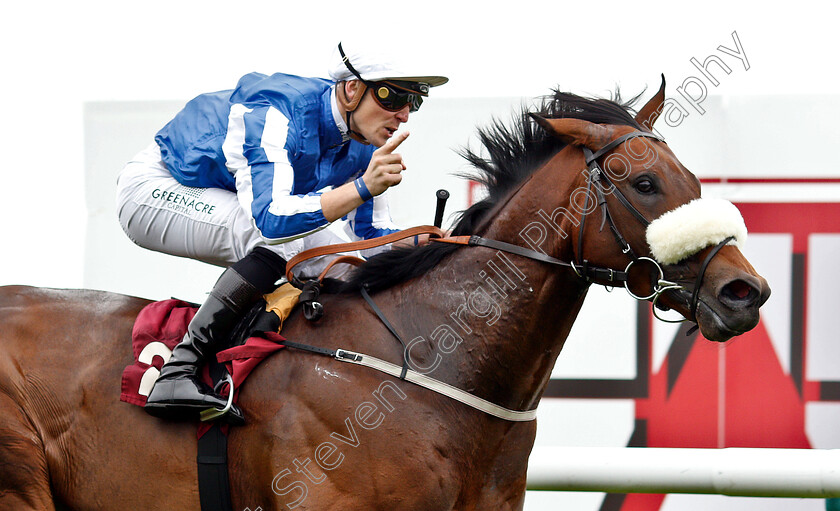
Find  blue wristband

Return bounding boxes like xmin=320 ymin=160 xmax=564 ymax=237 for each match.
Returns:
xmin=354 ymin=177 xmax=373 ymax=201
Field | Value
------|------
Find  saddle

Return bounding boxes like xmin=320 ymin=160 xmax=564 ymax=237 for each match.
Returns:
xmin=119 ymin=284 xmax=302 ymax=412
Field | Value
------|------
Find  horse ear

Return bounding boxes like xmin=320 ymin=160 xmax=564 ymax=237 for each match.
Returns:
xmin=635 ymin=74 xmax=666 ymax=130
xmin=530 ymin=115 xmax=613 ymax=150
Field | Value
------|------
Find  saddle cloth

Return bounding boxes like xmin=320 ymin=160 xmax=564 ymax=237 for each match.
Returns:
xmin=120 ymin=284 xmax=301 ymax=409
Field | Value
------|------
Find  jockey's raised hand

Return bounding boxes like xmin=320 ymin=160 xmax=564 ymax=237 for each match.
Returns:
xmin=363 ymin=130 xmax=409 ymax=195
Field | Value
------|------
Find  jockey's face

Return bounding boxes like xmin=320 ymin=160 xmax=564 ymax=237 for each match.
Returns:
xmin=345 ymin=80 xmax=410 ymax=147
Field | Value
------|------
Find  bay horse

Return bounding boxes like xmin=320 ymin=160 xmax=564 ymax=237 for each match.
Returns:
xmin=0 ymin=79 xmax=769 ymax=510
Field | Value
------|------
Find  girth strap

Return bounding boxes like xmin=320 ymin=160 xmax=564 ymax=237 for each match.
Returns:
xmin=197 ymin=360 xmax=234 ymax=511
xmin=197 ymin=426 xmax=233 ymax=511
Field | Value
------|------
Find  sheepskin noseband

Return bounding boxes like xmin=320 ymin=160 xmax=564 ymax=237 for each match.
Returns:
xmin=646 ymin=198 xmax=747 ymax=265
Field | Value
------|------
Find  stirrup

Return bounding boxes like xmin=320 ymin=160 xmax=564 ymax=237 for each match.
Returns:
xmin=199 ymin=374 xmax=236 ymax=422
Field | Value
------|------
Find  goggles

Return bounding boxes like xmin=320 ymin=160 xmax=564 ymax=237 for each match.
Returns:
xmin=338 ymin=42 xmax=429 ymax=113
xmin=370 ymin=81 xmax=427 ymax=113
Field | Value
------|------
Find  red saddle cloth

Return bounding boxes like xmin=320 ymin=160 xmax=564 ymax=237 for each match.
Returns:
xmin=120 ymin=299 xmax=286 ymax=408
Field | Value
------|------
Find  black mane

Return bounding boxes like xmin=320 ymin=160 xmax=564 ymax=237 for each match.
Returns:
xmin=342 ymin=89 xmax=644 ymax=293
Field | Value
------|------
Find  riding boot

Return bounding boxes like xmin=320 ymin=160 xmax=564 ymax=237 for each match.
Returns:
xmin=144 ymin=247 xmax=286 ymax=425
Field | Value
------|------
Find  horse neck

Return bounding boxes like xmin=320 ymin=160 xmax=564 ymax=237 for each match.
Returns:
xmin=399 ymin=150 xmax=590 ymax=412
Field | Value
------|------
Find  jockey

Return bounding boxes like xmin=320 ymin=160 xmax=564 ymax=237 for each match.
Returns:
xmin=116 ymin=42 xmax=448 ymax=424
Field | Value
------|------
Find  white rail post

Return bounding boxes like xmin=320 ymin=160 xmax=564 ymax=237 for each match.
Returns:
xmin=527 ymin=447 xmax=840 ymax=498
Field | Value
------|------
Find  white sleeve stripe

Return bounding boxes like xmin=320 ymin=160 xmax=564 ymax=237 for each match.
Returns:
xmin=223 ymin=103 xmax=255 ymax=213
xmin=259 ymin=106 xmax=325 ymax=218
xmin=263 ymin=107 xmax=293 ymax=198
xmin=223 ymin=104 xmax=253 ymax=176
xmin=267 ymin=193 xmax=324 ymax=217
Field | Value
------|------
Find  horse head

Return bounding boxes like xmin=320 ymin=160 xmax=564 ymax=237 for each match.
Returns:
xmin=530 ymin=77 xmax=770 ymax=342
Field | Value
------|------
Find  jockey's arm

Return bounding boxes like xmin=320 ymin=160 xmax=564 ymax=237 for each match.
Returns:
xmin=322 ymin=131 xmax=409 ymax=222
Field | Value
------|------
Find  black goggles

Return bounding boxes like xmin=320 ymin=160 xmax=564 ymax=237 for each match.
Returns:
xmin=369 ymin=81 xmax=427 ymax=113
xmin=338 ymin=42 xmax=429 ymax=113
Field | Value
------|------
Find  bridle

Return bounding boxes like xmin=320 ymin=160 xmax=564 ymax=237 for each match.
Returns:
xmin=436 ymin=129 xmax=733 ymax=328
xmin=575 ymin=131 xmax=689 ymax=316
xmin=577 ymin=131 xmax=661 ymax=266
xmin=577 ymin=131 xmax=735 ymax=326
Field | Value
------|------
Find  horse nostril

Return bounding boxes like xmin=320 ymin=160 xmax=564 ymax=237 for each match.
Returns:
xmin=720 ymin=279 xmax=759 ymax=307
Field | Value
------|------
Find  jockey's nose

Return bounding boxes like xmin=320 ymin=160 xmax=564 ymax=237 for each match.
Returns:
xmin=396 ymin=105 xmax=410 ymax=123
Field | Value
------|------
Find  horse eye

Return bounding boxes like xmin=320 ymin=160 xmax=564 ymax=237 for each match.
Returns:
xmin=634 ymin=178 xmax=656 ymax=195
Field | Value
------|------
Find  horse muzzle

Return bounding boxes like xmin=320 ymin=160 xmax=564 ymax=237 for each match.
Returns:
xmin=694 ymin=270 xmax=770 ymax=342
xmin=644 ymin=198 xmax=770 ymax=342
xmin=659 ymin=255 xmax=771 ymax=342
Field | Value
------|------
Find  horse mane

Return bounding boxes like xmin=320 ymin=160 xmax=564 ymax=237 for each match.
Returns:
xmin=342 ymin=88 xmax=644 ymax=293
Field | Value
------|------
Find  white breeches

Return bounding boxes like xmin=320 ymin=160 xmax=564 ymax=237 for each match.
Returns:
xmin=116 ymin=143 xmax=376 ymax=278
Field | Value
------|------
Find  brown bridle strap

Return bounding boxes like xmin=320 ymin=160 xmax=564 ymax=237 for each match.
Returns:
xmin=430 ymin=235 xmax=471 ymax=245
xmin=285 ymin=225 xmax=446 ymax=286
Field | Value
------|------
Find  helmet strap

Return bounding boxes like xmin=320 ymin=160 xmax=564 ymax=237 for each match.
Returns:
xmin=336 ymin=81 xmax=370 ymax=145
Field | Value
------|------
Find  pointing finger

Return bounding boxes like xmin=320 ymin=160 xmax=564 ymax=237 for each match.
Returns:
xmin=379 ymin=131 xmax=410 ymax=154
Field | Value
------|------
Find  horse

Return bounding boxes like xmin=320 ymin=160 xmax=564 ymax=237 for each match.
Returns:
xmin=0 ymin=79 xmax=770 ymax=510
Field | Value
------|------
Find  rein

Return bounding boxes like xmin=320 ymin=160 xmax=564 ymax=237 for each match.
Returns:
xmin=433 ymin=235 xmax=628 ymax=284
xmin=284 ymin=225 xmax=447 ymax=286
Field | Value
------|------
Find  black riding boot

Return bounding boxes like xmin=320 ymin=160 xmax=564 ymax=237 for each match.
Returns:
xmin=144 ymin=247 xmax=286 ymax=425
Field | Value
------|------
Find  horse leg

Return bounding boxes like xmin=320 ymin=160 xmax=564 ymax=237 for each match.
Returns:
xmin=0 ymin=392 xmax=56 ymax=511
